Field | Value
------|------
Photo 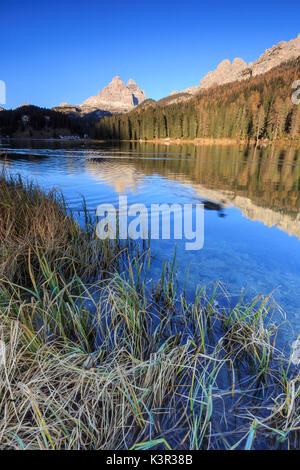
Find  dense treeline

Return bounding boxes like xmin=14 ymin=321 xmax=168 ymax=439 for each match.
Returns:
xmin=94 ymin=58 xmax=300 ymax=141
xmin=0 ymin=105 xmax=85 ymax=137
xmin=119 ymin=143 xmax=300 ymax=214
xmin=87 ymin=142 xmax=300 ymax=214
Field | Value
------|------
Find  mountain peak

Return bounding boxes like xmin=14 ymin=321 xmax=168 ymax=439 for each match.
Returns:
xmin=106 ymin=76 xmax=126 ymax=90
xmin=111 ymin=76 xmax=123 ymax=83
xmin=182 ymin=33 xmax=300 ymax=96
xmin=216 ymin=59 xmax=231 ymax=70
xmin=232 ymin=57 xmax=247 ymax=68
xmin=127 ymin=78 xmax=137 ymax=86
xmin=81 ymin=76 xmax=146 ymax=113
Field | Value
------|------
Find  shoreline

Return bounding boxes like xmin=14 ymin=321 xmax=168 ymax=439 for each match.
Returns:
xmin=122 ymin=137 xmax=300 ymax=147
xmin=2 ymin=135 xmax=300 ymax=147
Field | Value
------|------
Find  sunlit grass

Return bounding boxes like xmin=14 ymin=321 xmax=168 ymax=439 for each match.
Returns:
xmin=0 ymin=173 xmax=299 ymax=450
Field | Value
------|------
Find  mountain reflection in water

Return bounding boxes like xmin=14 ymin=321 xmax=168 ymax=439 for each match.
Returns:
xmin=1 ymin=139 xmax=300 ymax=338
xmin=86 ymin=143 xmax=300 ymax=239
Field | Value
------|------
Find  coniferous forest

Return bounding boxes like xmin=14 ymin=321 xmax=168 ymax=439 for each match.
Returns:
xmin=94 ymin=58 xmax=300 ymax=142
xmin=0 ymin=105 xmax=85 ymax=137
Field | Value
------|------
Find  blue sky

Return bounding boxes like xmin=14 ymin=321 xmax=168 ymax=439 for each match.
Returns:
xmin=1 ymin=0 xmax=300 ymax=109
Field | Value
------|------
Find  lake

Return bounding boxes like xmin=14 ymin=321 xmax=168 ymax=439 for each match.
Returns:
xmin=1 ymin=138 xmax=300 ymax=345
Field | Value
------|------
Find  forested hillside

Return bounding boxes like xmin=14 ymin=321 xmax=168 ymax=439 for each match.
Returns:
xmin=0 ymin=105 xmax=85 ymax=138
xmin=94 ymin=58 xmax=300 ymax=142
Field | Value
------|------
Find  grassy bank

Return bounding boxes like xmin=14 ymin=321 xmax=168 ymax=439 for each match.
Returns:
xmin=0 ymin=174 xmax=299 ymax=450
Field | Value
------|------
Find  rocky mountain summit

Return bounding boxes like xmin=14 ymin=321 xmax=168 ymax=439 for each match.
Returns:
xmin=181 ymin=33 xmax=300 ymax=95
xmin=126 ymin=78 xmax=146 ymax=105
xmin=59 ymin=77 xmax=146 ymax=116
xmin=248 ymin=33 xmax=300 ymax=76
xmin=55 ymin=34 xmax=300 ymax=119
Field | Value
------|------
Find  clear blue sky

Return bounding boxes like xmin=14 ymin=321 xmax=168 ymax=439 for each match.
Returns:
xmin=1 ymin=0 xmax=300 ymax=109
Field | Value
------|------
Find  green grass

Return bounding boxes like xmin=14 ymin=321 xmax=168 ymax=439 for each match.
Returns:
xmin=0 ymin=173 xmax=299 ymax=450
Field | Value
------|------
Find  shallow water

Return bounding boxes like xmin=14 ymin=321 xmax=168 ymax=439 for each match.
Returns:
xmin=1 ymin=138 xmax=300 ymax=343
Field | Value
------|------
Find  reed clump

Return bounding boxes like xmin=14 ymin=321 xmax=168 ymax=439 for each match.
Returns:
xmin=0 ymin=174 xmax=299 ymax=450
xmin=0 ymin=173 xmax=126 ymax=286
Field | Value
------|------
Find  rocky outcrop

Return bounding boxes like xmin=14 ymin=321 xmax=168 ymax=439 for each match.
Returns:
xmin=126 ymin=78 xmax=146 ymax=105
xmin=57 ymin=76 xmax=146 ymax=116
xmin=81 ymin=76 xmax=145 ymax=113
xmin=183 ymin=33 xmax=300 ymax=96
xmin=184 ymin=58 xmax=247 ymax=94
xmin=250 ymin=33 xmax=300 ymax=76
xmin=201 ymin=58 xmax=247 ymax=87
xmin=158 ymin=92 xmax=193 ymax=106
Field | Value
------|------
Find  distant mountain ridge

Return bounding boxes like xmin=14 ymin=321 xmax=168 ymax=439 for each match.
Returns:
xmin=8 ymin=33 xmax=300 ymax=124
xmin=56 ymin=33 xmax=300 ymax=114
xmin=95 ymin=56 xmax=300 ymax=142
xmin=178 ymin=33 xmax=300 ymax=96
xmin=135 ymin=34 xmax=300 ymax=108
xmin=57 ymin=76 xmax=146 ymax=117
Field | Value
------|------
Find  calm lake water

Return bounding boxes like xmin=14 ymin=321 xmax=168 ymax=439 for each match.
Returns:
xmin=1 ymin=139 xmax=300 ymax=343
